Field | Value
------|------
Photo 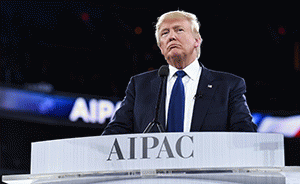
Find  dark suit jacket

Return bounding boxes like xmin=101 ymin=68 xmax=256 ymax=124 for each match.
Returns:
xmin=102 ymin=63 xmax=257 ymax=135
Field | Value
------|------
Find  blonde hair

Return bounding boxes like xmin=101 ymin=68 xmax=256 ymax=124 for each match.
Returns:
xmin=155 ymin=10 xmax=202 ymax=58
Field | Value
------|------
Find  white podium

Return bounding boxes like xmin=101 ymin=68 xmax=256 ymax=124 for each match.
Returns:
xmin=3 ymin=132 xmax=298 ymax=184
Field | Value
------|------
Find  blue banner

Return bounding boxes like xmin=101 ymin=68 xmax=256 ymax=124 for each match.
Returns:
xmin=0 ymin=85 xmax=122 ymax=127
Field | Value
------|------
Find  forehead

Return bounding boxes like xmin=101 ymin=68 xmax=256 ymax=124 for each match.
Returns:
xmin=159 ymin=18 xmax=191 ymax=31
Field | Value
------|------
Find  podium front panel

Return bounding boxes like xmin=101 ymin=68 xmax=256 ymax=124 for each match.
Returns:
xmin=30 ymin=132 xmax=284 ymax=174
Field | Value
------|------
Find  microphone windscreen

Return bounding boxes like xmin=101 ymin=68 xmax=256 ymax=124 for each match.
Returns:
xmin=158 ymin=65 xmax=169 ymax=77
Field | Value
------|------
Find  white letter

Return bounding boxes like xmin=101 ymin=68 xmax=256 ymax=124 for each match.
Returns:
xmin=69 ymin=97 xmax=89 ymax=123
xmin=98 ymin=100 xmax=114 ymax=124
xmin=89 ymin=99 xmax=98 ymax=123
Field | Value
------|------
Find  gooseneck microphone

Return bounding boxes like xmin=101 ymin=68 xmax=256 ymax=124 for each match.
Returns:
xmin=143 ymin=65 xmax=169 ymax=133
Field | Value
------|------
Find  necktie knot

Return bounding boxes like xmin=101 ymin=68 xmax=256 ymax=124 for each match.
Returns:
xmin=176 ymin=71 xmax=186 ymax=78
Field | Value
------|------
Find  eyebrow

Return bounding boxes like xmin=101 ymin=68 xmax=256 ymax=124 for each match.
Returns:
xmin=160 ymin=25 xmax=184 ymax=33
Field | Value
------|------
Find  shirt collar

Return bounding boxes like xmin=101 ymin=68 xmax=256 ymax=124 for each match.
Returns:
xmin=168 ymin=59 xmax=201 ymax=81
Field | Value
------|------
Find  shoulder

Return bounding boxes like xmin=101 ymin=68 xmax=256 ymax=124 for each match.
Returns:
xmin=204 ymin=67 xmax=245 ymax=84
xmin=131 ymin=69 xmax=159 ymax=82
xmin=202 ymin=67 xmax=247 ymax=94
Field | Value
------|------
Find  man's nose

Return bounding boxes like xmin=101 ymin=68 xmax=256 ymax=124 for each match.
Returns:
xmin=168 ymin=31 xmax=176 ymax=42
xmin=169 ymin=37 xmax=176 ymax=42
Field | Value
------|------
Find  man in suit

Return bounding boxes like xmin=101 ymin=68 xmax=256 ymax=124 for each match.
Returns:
xmin=102 ymin=10 xmax=257 ymax=135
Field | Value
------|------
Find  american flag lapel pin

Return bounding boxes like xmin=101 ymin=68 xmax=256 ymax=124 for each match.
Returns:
xmin=208 ymin=84 xmax=213 ymax=88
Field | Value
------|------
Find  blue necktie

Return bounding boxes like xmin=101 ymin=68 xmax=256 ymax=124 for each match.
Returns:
xmin=167 ymin=71 xmax=186 ymax=132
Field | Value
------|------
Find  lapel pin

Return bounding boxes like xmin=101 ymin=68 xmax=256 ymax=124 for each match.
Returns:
xmin=208 ymin=84 xmax=213 ymax=88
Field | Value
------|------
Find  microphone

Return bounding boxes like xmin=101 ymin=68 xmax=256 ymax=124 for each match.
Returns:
xmin=158 ymin=65 xmax=169 ymax=77
xmin=143 ymin=65 xmax=169 ymax=133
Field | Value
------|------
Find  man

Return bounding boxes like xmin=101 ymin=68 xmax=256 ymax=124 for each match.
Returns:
xmin=102 ymin=10 xmax=257 ymax=135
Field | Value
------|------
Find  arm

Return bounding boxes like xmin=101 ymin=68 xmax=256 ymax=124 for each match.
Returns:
xmin=228 ymin=78 xmax=257 ymax=132
xmin=101 ymin=77 xmax=135 ymax=135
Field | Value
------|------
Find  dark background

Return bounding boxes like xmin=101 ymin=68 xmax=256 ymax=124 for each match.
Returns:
xmin=1 ymin=1 xmax=300 ymax=179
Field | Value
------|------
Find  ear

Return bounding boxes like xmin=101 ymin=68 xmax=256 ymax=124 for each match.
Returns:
xmin=158 ymin=44 xmax=164 ymax=55
xmin=194 ymin=37 xmax=202 ymax=48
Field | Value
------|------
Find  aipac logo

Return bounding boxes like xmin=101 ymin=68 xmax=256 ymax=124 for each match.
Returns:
xmin=107 ymin=135 xmax=194 ymax=161
xmin=69 ymin=97 xmax=122 ymax=124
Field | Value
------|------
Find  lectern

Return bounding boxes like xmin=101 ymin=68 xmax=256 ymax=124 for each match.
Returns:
xmin=3 ymin=132 xmax=295 ymax=184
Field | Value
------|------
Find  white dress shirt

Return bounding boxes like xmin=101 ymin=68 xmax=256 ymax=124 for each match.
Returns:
xmin=165 ymin=59 xmax=202 ymax=132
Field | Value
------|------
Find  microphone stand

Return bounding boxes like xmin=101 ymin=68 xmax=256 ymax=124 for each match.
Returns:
xmin=143 ymin=76 xmax=166 ymax=133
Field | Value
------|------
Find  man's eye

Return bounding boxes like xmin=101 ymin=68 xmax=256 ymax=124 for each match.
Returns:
xmin=178 ymin=28 xmax=184 ymax=32
xmin=161 ymin=32 xmax=168 ymax=37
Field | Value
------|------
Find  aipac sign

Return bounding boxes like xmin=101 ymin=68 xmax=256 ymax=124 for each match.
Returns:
xmin=69 ymin=97 xmax=122 ymax=124
xmin=0 ymin=85 xmax=123 ymax=126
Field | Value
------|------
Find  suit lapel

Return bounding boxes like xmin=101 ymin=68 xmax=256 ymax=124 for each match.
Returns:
xmin=190 ymin=66 xmax=217 ymax=131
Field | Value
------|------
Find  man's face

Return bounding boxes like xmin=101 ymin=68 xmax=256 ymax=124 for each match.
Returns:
xmin=158 ymin=18 xmax=201 ymax=69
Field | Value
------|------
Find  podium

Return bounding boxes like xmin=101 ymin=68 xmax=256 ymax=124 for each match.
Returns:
xmin=3 ymin=132 xmax=298 ymax=184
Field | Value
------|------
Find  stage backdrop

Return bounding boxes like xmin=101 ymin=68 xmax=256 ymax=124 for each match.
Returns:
xmin=1 ymin=84 xmax=300 ymax=137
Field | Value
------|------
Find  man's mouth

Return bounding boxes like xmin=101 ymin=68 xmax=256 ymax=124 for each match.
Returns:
xmin=168 ymin=44 xmax=180 ymax=51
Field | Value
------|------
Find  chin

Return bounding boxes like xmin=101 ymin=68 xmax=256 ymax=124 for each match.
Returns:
xmin=166 ymin=53 xmax=187 ymax=69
